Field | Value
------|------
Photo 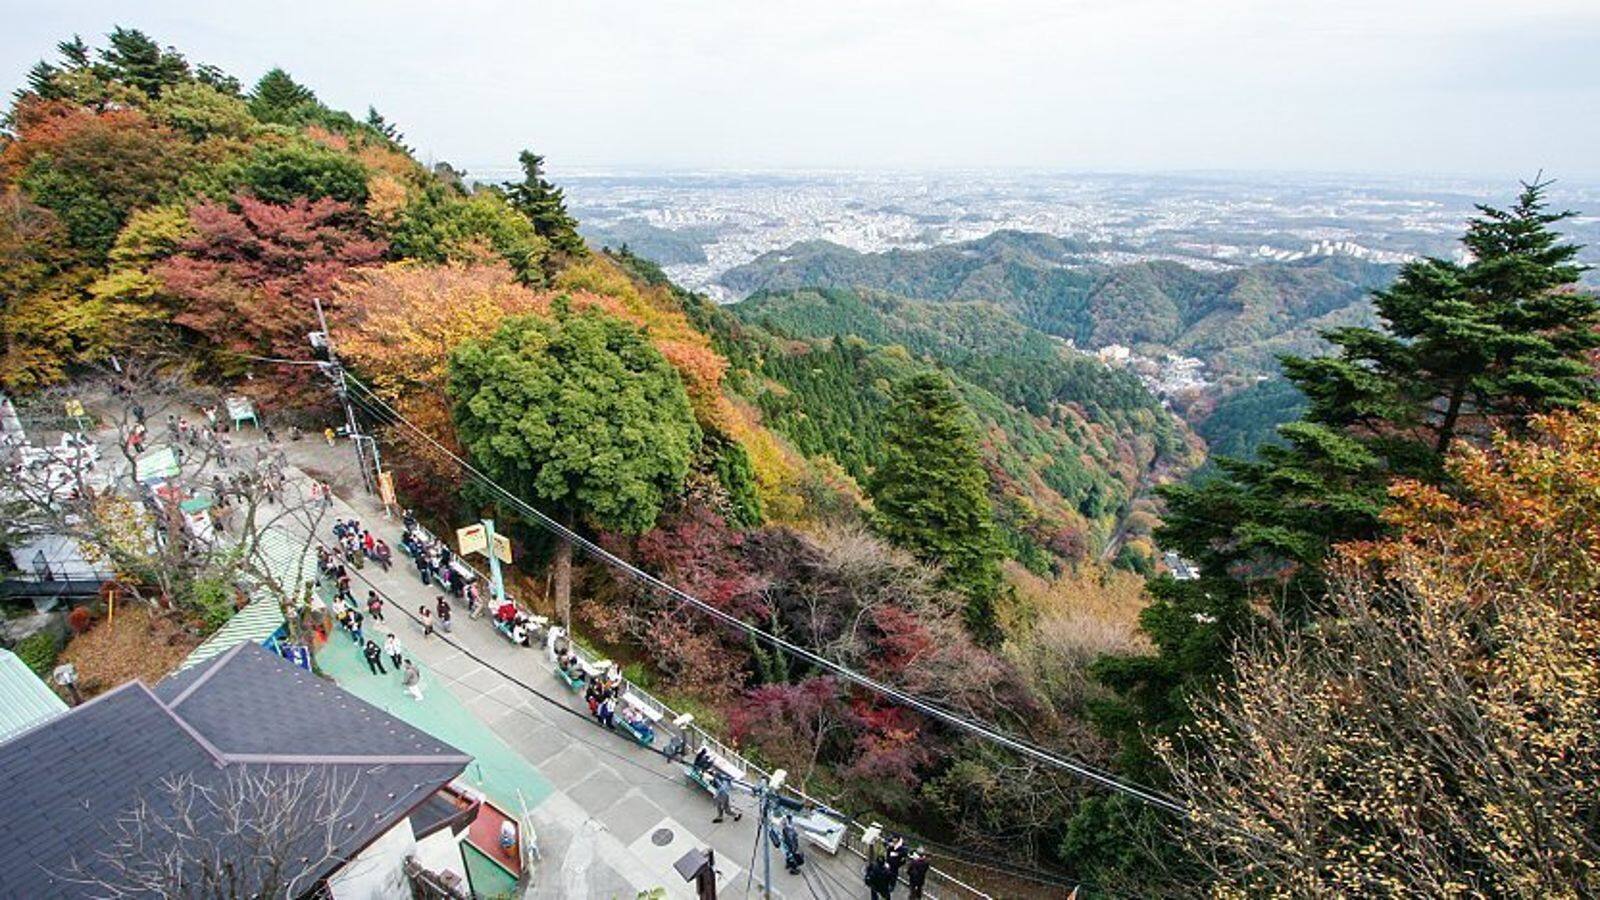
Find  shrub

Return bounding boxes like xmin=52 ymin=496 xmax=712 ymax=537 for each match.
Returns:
xmin=15 ymin=630 xmax=63 ymax=675
xmin=67 ymin=606 xmax=93 ymax=635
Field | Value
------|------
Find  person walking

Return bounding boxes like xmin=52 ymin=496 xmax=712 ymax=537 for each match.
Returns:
xmin=712 ymin=773 xmax=742 ymax=823
xmin=367 ymin=590 xmax=384 ymax=622
xmin=324 ymin=426 xmax=336 ymax=446
xmin=435 ymin=595 xmax=453 ymax=633
xmin=384 ymin=633 xmax=403 ymax=670
xmin=906 ymin=848 xmax=930 ymax=899
xmin=349 ymin=608 xmax=364 ymax=645
xmin=362 ymin=639 xmax=387 ymax=675
xmin=419 ymin=606 xmax=435 ymax=638
xmin=401 ymin=659 xmax=424 ymax=701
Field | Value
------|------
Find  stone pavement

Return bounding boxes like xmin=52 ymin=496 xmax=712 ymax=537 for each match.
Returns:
xmin=126 ymin=407 xmax=872 ymax=900
xmin=47 ymin=390 xmax=884 ymax=899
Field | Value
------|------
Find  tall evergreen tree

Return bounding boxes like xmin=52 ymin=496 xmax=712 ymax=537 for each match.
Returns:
xmin=56 ymin=35 xmax=92 ymax=69
xmin=364 ymin=106 xmax=408 ymax=150
xmin=868 ymin=372 xmax=1002 ymax=637
xmin=99 ymin=27 xmax=189 ymax=98
xmin=248 ymin=68 xmax=317 ymax=123
xmin=501 ymin=150 xmax=586 ymax=256
xmin=1078 ymin=181 xmax=1599 ymax=890
xmin=194 ymin=63 xmax=241 ymax=96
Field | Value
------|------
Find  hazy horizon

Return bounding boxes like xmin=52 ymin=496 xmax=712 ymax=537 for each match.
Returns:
xmin=5 ymin=1 xmax=1599 ymax=180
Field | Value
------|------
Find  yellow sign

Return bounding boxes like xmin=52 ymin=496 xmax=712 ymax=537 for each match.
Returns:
xmin=492 ymin=533 xmax=513 ymax=564
xmin=457 ymin=523 xmax=487 ymax=556
xmin=378 ymin=472 xmax=396 ymax=507
xmin=64 ymin=399 xmax=85 ymax=418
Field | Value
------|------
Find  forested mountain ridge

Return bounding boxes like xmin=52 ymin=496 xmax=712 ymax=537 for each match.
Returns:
xmin=721 ymin=231 xmax=1398 ymax=375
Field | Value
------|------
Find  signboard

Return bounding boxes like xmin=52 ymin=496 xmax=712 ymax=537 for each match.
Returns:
xmin=135 ymin=446 xmax=181 ymax=483
xmin=492 ymin=532 xmax=513 ymax=564
xmin=63 ymin=398 xmax=85 ymax=419
xmin=457 ymin=523 xmax=487 ymax=557
xmin=225 ymin=396 xmax=258 ymax=428
xmin=378 ymin=471 xmax=396 ymax=507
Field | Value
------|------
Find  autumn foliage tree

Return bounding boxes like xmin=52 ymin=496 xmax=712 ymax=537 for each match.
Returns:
xmin=1161 ymin=405 xmax=1600 ymax=897
xmin=157 ymin=194 xmax=385 ymax=399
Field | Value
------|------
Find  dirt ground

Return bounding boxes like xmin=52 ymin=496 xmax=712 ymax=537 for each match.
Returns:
xmin=58 ymin=603 xmax=202 ymax=697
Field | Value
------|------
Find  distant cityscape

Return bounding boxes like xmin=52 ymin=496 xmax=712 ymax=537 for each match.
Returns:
xmin=461 ymin=169 xmax=1600 ymax=302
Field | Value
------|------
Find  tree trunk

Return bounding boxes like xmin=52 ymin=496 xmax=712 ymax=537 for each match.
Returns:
xmin=1436 ymin=378 xmax=1468 ymax=454
xmin=554 ymin=508 xmax=573 ymax=633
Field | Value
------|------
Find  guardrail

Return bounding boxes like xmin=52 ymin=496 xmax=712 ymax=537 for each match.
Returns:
xmin=404 ymin=522 xmax=994 ymax=899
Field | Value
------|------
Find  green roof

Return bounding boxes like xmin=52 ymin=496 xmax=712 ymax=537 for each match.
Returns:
xmin=178 ymin=528 xmax=316 ymax=671
xmin=0 ymin=648 xmax=68 ymax=742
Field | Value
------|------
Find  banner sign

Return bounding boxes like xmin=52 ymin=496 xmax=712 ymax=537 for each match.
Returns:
xmin=457 ymin=523 xmax=487 ymax=557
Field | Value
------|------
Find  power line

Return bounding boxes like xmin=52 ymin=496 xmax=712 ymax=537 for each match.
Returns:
xmin=336 ymin=373 xmax=1190 ymax=818
xmin=324 ymin=515 xmax=1087 ymax=896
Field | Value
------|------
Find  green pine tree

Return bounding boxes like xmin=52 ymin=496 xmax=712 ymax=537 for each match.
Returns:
xmin=1076 ymin=181 xmax=1599 ymax=890
xmin=99 ymin=27 xmax=189 ymax=98
xmin=248 ymin=68 xmax=317 ymax=123
xmin=868 ymin=372 xmax=1002 ymax=637
xmin=502 ymin=150 xmax=586 ymax=256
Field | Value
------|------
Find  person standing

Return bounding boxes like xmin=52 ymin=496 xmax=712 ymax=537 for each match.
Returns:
xmin=435 ymin=596 xmax=452 ymax=633
xmin=885 ymin=836 xmax=909 ymax=883
xmin=384 ymin=633 xmax=403 ymax=670
xmin=349 ymin=608 xmax=364 ymax=645
xmin=419 ymin=606 xmax=435 ymax=638
xmin=712 ymin=773 xmax=742 ymax=823
xmin=367 ymin=591 xmax=384 ymax=622
xmin=906 ymin=848 xmax=930 ymax=899
xmin=780 ymin=815 xmax=804 ymax=874
xmin=362 ymin=639 xmax=387 ymax=675
xmin=865 ymin=856 xmax=896 ymax=900
xmin=324 ymin=426 xmax=336 ymax=446
xmin=401 ymin=659 xmax=423 ymax=701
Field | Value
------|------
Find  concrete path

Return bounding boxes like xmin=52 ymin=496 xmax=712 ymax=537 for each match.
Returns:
xmin=44 ymin=392 xmax=879 ymax=899
xmin=163 ymin=413 xmax=872 ymax=899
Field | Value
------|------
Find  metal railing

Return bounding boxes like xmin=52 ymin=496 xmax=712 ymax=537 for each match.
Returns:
xmin=402 ymin=521 xmax=993 ymax=899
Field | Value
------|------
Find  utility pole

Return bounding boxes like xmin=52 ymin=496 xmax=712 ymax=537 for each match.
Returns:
xmin=312 ymin=298 xmax=378 ymax=495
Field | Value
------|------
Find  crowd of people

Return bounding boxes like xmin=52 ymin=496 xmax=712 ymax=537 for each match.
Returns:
xmin=319 ymin=503 xmax=939 ymax=897
xmin=864 ymin=834 xmax=931 ymax=899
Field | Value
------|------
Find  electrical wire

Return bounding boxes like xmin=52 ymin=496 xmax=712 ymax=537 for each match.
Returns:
xmin=305 ymin=436 xmax=1098 ymax=896
xmin=338 ymin=372 xmax=1190 ymax=818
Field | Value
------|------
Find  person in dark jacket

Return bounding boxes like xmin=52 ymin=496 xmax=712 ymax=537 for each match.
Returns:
xmin=885 ymin=835 xmax=909 ymax=881
xmin=906 ymin=848 xmax=930 ymax=899
xmin=865 ymin=857 xmax=896 ymax=899
xmin=779 ymin=815 xmax=804 ymax=873
xmin=362 ymin=639 xmax=386 ymax=675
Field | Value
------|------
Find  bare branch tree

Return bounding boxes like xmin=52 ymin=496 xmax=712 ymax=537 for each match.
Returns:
xmin=60 ymin=767 xmax=373 ymax=900
xmin=2 ymin=369 xmax=328 ymax=623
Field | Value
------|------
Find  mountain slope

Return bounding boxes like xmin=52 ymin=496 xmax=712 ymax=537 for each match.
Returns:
xmin=720 ymin=231 xmax=1397 ymax=375
xmin=718 ymin=287 xmax=1202 ymax=571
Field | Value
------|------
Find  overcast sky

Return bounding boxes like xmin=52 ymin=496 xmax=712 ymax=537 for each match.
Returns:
xmin=3 ymin=0 xmax=1597 ymax=179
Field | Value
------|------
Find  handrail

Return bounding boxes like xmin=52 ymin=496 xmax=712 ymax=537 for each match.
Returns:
xmin=402 ymin=521 xmax=992 ymax=899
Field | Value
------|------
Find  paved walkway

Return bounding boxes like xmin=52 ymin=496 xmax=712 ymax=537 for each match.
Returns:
xmin=55 ymin=396 xmax=877 ymax=899
xmin=232 ymin=429 xmax=871 ymax=899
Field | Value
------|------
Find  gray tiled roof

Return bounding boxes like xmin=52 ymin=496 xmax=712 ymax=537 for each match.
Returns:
xmin=0 ymin=643 xmax=470 ymax=899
